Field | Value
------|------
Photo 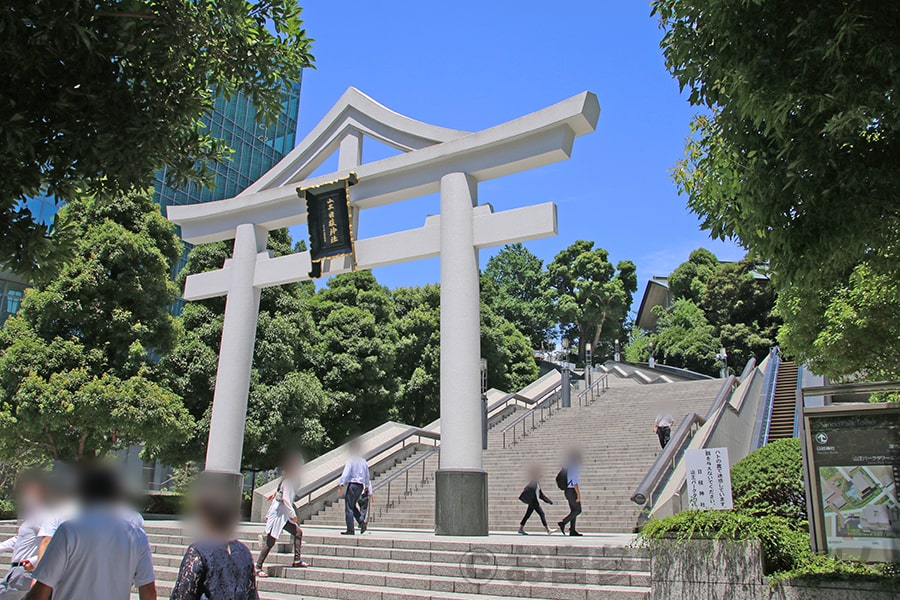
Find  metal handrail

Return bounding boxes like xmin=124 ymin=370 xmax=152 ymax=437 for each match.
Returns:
xmin=576 ymin=371 xmax=609 ymax=406
xmin=630 ymin=412 xmax=706 ymax=505
xmin=500 ymin=382 xmax=564 ymax=448
xmin=369 ymin=446 xmax=440 ymax=520
xmin=630 ymin=375 xmax=737 ymax=507
xmin=752 ymin=347 xmax=781 ymax=450
xmin=294 ymin=427 xmax=440 ymax=509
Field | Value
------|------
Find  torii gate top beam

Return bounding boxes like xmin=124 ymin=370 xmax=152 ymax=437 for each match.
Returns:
xmin=167 ymin=88 xmax=599 ymax=245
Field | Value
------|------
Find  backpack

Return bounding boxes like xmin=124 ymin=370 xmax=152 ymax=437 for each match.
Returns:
xmin=555 ymin=468 xmax=568 ymax=491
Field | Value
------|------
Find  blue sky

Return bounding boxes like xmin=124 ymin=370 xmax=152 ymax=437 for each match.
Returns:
xmin=288 ymin=1 xmax=745 ymax=308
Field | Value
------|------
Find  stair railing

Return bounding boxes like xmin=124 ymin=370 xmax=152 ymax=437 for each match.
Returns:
xmin=630 ymin=375 xmax=737 ymax=509
xmin=630 ymin=412 xmax=706 ymax=507
xmin=291 ymin=428 xmax=440 ymax=522
xmin=751 ymin=347 xmax=781 ymax=450
xmin=500 ymin=381 xmax=564 ymax=448
xmin=577 ymin=371 xmax=609 ymax=406
xmin=369 ymin=446 xmax=440 ymax=521
xmin=360 ymin=393 xmax=543 ymax=521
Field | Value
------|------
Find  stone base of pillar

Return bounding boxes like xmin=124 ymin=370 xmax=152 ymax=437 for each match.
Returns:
xmin=434 ymin=469 xmax=488 ymax=536
xmin=197 ymin=470 xmax=244 ymax=511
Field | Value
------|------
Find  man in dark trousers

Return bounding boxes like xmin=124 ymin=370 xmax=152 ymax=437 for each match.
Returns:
xmin=557 ymin=450 xmax=583 ymax=536
xmin=517 ymin=465 xmax=554 ymax=535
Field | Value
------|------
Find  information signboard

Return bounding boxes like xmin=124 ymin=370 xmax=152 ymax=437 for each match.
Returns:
xmin=685 ymin=447 xmax=734 ymax=511
xmin=804 ymin=403 xmax=900 ymax=562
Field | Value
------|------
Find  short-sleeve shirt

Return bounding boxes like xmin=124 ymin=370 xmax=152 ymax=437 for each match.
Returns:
xmin=566 ymin=464 xmax=580 ymax=488
xmin=32 ymin=508 xmax=155 ymax=599
xmin=655 ymin=414 xmax=675 ymax=428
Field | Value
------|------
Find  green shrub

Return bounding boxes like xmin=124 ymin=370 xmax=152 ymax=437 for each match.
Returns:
xmin=639 ymin=510 xmax=812 ymax=574
xmin=731 ymin=438 xmax=806 ymax=525
xmin=772 ymin=554 xmax=900 ymax=585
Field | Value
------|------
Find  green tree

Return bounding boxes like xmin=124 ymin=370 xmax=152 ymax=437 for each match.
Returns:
xmin=701 ymin=259 xmax=780 ymax=371
xmin=160 ymin=229 xmax=330 ymax=470
xmin=0 ymin=189 xmax=193 ymax=461
xmin=309 ymin=271 xmax=399 ymax=444
xmin=548 ymin=241 xmax=637 ymax=359
xmin=777 ymin=249 xmax=900 ymax=380
xmin=652 ymin=299 xmax=718 ymax=374
xmin=668 ymin=248 xmax=718 ymax=305
xmin=481 ymin=244 xmax=555 ymax=349
xmin=1 ymin=0 xmax=314 ymax=279
xmin=391 ymin=285 xmax=539 ymax=427
xmin=654 ymin=0 xmax=900 ymax=378
xmin=481 ymin=306 xmax=539 ymax=393
xmin=392 ymin=285 xmax=441 ymax=426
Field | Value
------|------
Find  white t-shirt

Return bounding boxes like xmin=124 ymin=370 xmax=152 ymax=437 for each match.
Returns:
xmin=655 ymin=414 xmax=675 ymax=428
xmin=32 ymin=507 xmax=155 ymax=599
xmin=37 ymin=502 xmax=79 ymax=539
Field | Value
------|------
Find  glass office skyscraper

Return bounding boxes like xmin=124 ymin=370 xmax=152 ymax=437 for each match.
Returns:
xmin=0 ymin=81 xmax=302 ymax=324
xmin=155 ymin=81 xmax=303 ymax=278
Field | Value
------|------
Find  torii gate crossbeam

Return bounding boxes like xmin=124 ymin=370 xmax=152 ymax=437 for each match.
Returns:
xmin=167 ymin=88 xmax=599 ymax=536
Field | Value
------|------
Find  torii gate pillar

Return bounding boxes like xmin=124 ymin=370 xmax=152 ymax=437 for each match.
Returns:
xmin=435 ymin=172 xmax=486 ymax=534
xmin=167 ymin=87 xmax=599 ymax=537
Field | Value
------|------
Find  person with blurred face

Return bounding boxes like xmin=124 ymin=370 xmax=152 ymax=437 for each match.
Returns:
xmin=0 ymin=472 xmax=47 ymax=599
xmin=337 ymin=439 xmax=372 ymax=535
xmin=170 ymin=484 xmax=258 ymax=600
xmin=256 ymin=453 xmax=308 ymax=576
xmin=25 ymin=464 xmax=156 ymax=600
xmin=517 ymin=465 xmax=554 ymax=535
xmin=557 ymin=450 xmax=584 ymax=537
xmin=654 ymin=412 xmax=675 ymax=449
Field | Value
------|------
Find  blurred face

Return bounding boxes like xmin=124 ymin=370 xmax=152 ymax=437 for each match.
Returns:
xmin=348 ymin=440 xmax=362 ymax=457
xmin=527 ymin=464 xmax=543 ymax=480
xmin=17 ymin=481 xmax=45 ymax=514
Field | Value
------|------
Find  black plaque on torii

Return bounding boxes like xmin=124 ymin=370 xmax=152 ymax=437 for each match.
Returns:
xmin=297 ymin=173 xmax=358 ymax=278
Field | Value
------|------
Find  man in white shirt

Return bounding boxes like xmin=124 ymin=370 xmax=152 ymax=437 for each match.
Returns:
xmin=337 ymin=439 xmax=372 ymax=535
xmin=654 ymin=413 xmax=675 ymax=449
xmin=0 ymin=472 xmax=47 ymax=599
xmin=25 ymin=466 xmax=156 ymax=600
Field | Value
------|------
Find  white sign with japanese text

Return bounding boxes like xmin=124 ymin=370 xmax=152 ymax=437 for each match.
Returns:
xmin=685 ymin=447 xmax=734 ymax=510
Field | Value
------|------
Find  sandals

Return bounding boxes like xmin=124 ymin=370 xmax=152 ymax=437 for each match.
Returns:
xmin=255 ymin=568 xmax=269 ymax=578
xmin=292 ymin=561 xmax=310 ymax=568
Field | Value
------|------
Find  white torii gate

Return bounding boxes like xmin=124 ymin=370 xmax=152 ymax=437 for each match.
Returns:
xmin=167 ymin=87 xmax=599 ymax=535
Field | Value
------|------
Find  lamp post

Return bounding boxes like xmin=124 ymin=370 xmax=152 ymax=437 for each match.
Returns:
xmin=614 ymin=338 xmax=621 ymax=363
xmin=648 ymin=340 xmax=655 ymax=369
xmin=480 ymin=358 xmax=488 ymax=449
xmin=561 ymin=338 xmax=572 ymax=408
xmin=585 ymin=342 xmax=592 ymax=388
xmin=716 ymin=347 xmax=728 ymax=379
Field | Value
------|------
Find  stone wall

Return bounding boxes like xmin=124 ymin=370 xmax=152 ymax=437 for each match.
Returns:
xmin=650 ymin=539 xmax=898 ymax=600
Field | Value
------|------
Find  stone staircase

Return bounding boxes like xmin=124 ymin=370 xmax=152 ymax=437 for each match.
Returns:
xmin=306 ymin=376 xmax=725 ymax=533
xmin=0 ymin=521 xmax=651 ymax=599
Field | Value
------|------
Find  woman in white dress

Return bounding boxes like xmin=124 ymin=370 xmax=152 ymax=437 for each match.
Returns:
xmin=255 ymin=454 xmax=308 ymax=576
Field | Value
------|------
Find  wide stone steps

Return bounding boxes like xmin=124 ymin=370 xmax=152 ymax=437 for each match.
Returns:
xmin=111 ymin=522 xmax=650 ymax=600
xmin=307 ymin=378 xmax=722 ymax=533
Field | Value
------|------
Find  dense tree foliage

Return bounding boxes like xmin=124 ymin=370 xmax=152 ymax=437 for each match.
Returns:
xmin=651 ymin=299 xmax=718 ymax=374
xmin=0 ymin=190 xmax=193 ymax=461
xmin=668 ymin=248 xmax=717 ymax=305
xmin=481 ymin=244 xmax=555 ymax=349
xmin=777 ymin=249 xmax=900 ymax=380
xmin=548 ymin=241 xmax=637 ymax=360
xmin=629 ymin=250 xmax=779 ymax=376
xmin=308 ymin=271 xmax=399 ymax=444
xmin=1 ymin=0 xmax=314 ymax=279
xmin=653 ymin=0 xmax=900 ymax=379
